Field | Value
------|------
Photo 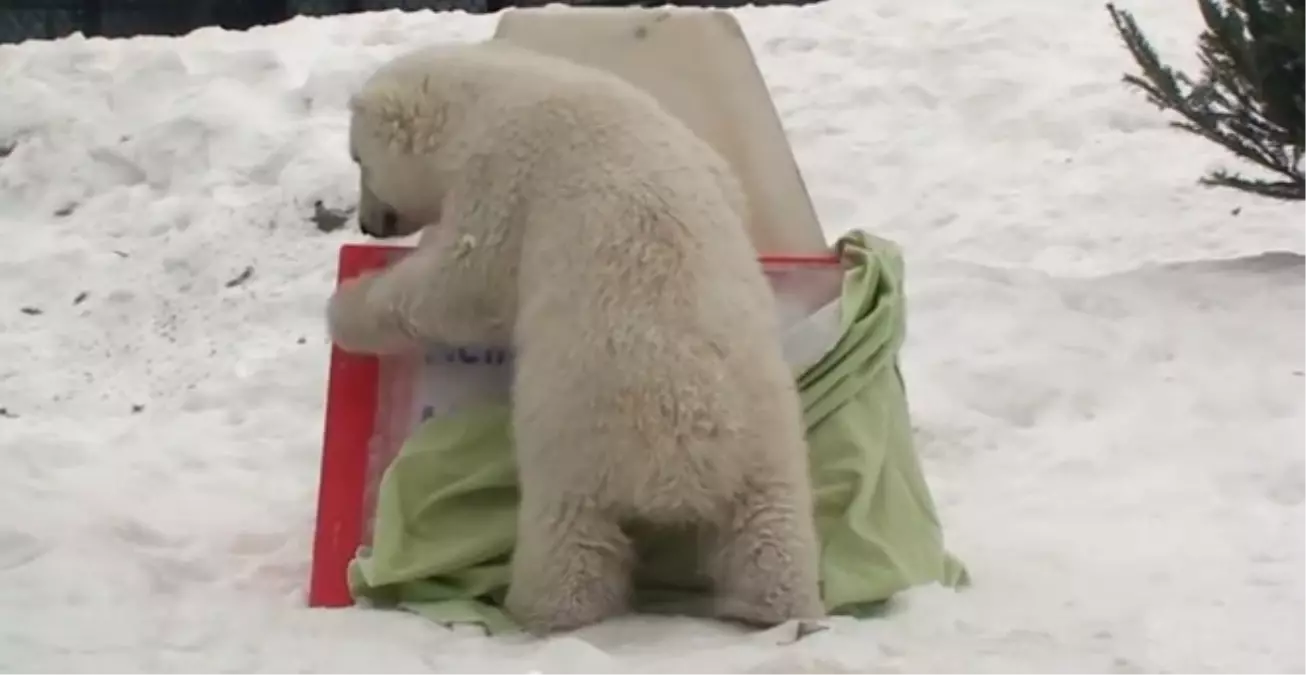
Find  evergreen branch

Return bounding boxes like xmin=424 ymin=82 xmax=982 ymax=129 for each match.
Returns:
xmin=1171 ymin=117 xmax=1291 ymax=179
xmin=1201 ymin=168 xmax=1305 ymax=200
xmin=1106 ymin=0 xmax=1304 ymax=201
xmin=1117 ymin=27 xmax=1287 ymax=178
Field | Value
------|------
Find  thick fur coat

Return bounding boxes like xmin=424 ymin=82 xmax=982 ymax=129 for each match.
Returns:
xmin=328 ymin=40 xmax=824 ymax=635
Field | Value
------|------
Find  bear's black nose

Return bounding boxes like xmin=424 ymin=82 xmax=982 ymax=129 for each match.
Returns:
xmin=382 ymin=210 xmax=398 ymax=236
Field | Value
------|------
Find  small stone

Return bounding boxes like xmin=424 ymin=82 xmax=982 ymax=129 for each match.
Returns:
xmin=225 ymin=266 xmax=254 ymax=288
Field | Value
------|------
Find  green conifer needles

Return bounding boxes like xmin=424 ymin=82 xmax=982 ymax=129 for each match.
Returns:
xmin=1107 ymin=0 xmax=1304 ymax=201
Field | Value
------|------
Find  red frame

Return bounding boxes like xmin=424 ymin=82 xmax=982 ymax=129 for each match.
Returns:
xmin=308 ymin=243 xmax=403 ymax=608
xmin=307 ymin=243 xmax=841 ymax=608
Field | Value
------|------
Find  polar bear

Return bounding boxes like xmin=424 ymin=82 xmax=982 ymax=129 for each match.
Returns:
xmin=327 ymin=40 xmax=825 ymax=635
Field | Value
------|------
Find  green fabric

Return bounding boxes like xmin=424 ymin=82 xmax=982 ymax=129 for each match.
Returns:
xmin=347 ymin=229 xmax=969 ymax=632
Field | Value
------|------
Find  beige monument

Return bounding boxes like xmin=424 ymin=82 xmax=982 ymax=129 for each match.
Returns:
xmin=492 ymin=6 xmax=831 ymax=256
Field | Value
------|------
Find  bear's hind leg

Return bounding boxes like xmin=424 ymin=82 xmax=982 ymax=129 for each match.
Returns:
xmin=504 ymin=495 xmax=634 ymax=636
xmin=706 ymin=477 xmax=826 ymax=627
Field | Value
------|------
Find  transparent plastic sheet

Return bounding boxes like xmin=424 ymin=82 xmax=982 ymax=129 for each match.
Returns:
xmin=358 ymin=257 xmax=844 ymax=548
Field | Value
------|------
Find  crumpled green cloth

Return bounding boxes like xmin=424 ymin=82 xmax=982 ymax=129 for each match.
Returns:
xmin=347 ymin=229 xmax=969 ymax=633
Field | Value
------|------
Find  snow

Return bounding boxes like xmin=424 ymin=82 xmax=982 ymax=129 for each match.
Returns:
xmin=0 ymin=0 xmax=1302 ymax=671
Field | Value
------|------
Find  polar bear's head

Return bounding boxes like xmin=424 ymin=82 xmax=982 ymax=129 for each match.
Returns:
xmin=346 ymin=54 xmax=460 ymax=239
xmin=347 ymin=97 xmax=442 ymax=239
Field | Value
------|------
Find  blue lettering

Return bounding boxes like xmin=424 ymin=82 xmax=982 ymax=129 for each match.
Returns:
xmin=421 ymin=346 xmax=512 ymax=365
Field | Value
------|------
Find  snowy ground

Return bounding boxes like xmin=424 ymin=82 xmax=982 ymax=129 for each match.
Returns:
xmin=1 ymin=0 xmax=1302 ymax=671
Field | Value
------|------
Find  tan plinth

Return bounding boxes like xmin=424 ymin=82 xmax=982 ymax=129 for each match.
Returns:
xmin=492 ymin=6 xmax=830 ymax=256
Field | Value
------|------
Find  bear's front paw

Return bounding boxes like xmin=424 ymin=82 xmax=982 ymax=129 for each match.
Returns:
xmin=326 ymin=273 xmax=415 ymax=355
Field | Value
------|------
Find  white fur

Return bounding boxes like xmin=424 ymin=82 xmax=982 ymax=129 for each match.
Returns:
xmin=328 ymin=40 xmax=824 ymax=635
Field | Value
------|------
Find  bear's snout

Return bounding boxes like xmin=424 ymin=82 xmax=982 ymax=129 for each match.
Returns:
xmin=356 ymin=178 xmax=406 ymax=239
xmin=360 ymin=209 xmax=400 ymax=238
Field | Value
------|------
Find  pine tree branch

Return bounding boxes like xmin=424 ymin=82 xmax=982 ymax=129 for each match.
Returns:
xmin=1106 ymin=0 xmax=1304 ymax=201
xmin=1120 ymin=38 xmax=1288 ymax=178
xmin=1201 ymin=168 xmax=1305 ymax=200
